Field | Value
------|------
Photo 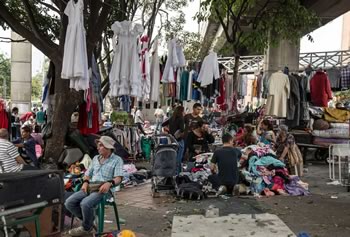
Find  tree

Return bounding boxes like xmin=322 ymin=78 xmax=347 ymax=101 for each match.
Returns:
xmin=0 ymin=0 xmax=190 ymax=162
xmin=0 ymin=52 xmax=11 ymax=99
xmin=196 ymin=0 xmax=319 ymax=106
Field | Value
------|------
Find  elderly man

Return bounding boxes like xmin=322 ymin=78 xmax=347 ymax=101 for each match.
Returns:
xmin=65 ymin=136 xmax=124 ymax=236
xmin=0 ymin=128 xmax=36 ymax=173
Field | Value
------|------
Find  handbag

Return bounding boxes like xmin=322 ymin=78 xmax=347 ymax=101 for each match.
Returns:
xmin=88 ymin=183 xmax=103 ymax=193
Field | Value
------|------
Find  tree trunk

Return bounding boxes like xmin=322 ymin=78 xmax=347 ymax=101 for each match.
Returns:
xmin=44 ymin=61 xmax=82 ymax=162
xmin=231 ymin=54 xmax=240 ymax=113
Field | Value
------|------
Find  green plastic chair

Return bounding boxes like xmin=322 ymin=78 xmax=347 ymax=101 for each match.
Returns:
xmin=96 ymin=191 xmax=121 ymax=233
xmin=69 ymin=188 xmax=121 ymax=233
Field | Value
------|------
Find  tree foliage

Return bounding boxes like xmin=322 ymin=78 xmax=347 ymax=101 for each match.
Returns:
xmin=197 ymin=0 xmax=319 ymax=55
xmin=0 ymin=52 xmax=10 ymax=99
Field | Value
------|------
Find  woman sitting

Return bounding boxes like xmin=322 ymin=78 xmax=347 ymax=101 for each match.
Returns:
xmin=257 ymin=119 xmax=276 ymax=145
xmin=186 ymin=121 xmax=215 ymax=162
xmin=13 ymin=125 xmax=38 ymax=167
xmin=274 ymin=125 xmax=303 ymax=176
xmin=233 ymin=125 xmax=258 ymax=147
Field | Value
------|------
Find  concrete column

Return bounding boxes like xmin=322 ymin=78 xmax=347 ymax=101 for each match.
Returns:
xmin=10 ymin=31 xmax=32 ymax=113
xmin=264 ymin=38 xmax=300 ymax=74
xmin=341 ymin=11 xmax=350 ymax=50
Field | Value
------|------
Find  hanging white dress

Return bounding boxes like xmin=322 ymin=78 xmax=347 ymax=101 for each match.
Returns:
xmin=109 ymin=21 xmax=144 ymax=97
xmin=198 ymin=52 xmax=220 ymax=87
xmin=140 ymin=35 xmax=151 ymax=101
xmin=161 ymin=39 xmax=178 ymax=83
xmin=150 ymin=39 xmax=160 ymax=102
xmin=61 ymin=0 xmax=89 ymax=91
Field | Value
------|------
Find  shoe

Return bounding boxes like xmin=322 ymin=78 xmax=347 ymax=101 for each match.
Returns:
xmin=68 ymin=226 xmax=93 ymax=236
xmin=216 ymin=185 xmax=227 ymax=196
xmin=233 ymin=185 xmax=240 ymax=197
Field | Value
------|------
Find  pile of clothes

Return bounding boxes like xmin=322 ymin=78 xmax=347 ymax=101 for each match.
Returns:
xmin=122 ymin=164 xmax=152 ymax=187
xmin=239 ymin=144 xmax=309 ymax=197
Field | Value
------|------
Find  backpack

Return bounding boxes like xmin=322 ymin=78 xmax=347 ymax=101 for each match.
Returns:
xmin=175 ymin=175 xmax=205 ymax=200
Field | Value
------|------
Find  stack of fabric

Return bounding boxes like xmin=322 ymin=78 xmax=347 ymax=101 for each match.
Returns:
xmin=311 ymin=107 xmax=350 ymax=146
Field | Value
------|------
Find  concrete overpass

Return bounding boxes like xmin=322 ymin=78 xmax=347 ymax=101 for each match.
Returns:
xmin=199 ymin=0 xmax=350 ymax=62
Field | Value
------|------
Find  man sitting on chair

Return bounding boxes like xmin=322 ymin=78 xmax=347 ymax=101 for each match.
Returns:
xmin=65 ymin=136 xmax=123 ymax=236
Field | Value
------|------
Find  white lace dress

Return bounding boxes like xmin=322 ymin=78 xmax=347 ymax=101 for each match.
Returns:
xmin=61 ymin=0 xmax=89 ymax=91
xmin=109 ymin=21 xmax=144 ymax=97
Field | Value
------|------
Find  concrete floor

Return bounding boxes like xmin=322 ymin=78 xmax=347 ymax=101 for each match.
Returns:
xmin=63 ymin=160 xmax=350 ymax=237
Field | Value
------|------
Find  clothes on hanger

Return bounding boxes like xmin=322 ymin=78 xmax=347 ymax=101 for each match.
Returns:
xmin=150 ymin=38 xmax=160 ymax=102
xmin=326 ymin=67 xmax=341 ymax=89
xmin=161 ymin=38 xmax=186 ymax=83
xmin=61 ymin=0 xmax=89 ymax=91
xmin=109 ymin=20 xmax=144 ymax=97
xmin=310 ymin=71 xmax=332 ymax=107
xmin=180 ymin=70 xmax=190 ymax=101
xmin=265 ymin=71 xmax=290 ymax=117
xmin=340 ymin=65 xmax=350 ymax=89
xmin=197 ymin=52 xmax=220 ymax=87
xmin=286 ymin=74 xmax=301 ymax=128
xmin=140 ymin=35 xmax=151 ymax=101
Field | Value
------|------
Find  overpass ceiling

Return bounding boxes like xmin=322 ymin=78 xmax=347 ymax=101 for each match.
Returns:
xmin=302 ymin=0 xmax=350 ymax=18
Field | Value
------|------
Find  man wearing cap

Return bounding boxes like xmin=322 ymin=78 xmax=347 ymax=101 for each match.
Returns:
xmin=65 ymin=136 xmax=124 ymax=236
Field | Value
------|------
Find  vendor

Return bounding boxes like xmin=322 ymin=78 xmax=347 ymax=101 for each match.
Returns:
xmin=13 ymin=125 xmax=38 ymax=167
xmin=209 ymin=133 xmax=241 ymax=196
xmin=233 ymin=125 xmax=258 ymax=147
xmin=186 ymin=121 xmax=214 ymax=162
xmin=256 ymin=119 xmax=276 ymax=145
xmin=274 ymin=125 xmax=303 ymax=175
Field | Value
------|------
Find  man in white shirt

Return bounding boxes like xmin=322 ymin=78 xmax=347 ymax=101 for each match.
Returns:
xmin=134 ymin=107 xmax=146 ymax=135
xmin=0 ymin=129 xmax=37 ymax=173
xmin=154 ymin=106 xmax=165 ymax=133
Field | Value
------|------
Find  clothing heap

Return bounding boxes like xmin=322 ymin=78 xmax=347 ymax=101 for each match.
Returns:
xmin=122 ymin=164 xmax=151 ymax=187
xmin=310 ymin=107 xmax=350 ymax=146
xmin=239 ymin=144 xmax=309 ymax=196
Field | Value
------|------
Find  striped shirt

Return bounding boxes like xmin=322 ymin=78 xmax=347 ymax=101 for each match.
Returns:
xmin=0 ymin=138 xmax=23 ymax=173
xmin=86 ymin=153 xmax=124 ymax=191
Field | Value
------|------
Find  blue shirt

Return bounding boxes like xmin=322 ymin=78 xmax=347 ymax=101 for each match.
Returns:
xmin=86 ymin=153 xmax=124 ymax=189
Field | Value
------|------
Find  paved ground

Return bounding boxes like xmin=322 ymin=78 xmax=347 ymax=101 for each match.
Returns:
xmin=63 ymin=159 xmax=350 ymax=237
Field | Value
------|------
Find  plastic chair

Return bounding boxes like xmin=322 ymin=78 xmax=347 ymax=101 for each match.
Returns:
xmin=96 ymin=191 xmax=121 ymax=233
xmin=69 ymin=190 xmax=121 ymax=233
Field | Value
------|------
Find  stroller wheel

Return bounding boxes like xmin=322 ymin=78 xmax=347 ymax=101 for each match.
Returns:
xmin=151 ymin=186 xmax=159 ymax=198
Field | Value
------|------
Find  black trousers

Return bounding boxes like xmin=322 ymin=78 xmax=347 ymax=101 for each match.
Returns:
xmin=208 ymin=174 xmax=235 ymax=193
xmin=136 ymin=123 xmax=146 ymax=135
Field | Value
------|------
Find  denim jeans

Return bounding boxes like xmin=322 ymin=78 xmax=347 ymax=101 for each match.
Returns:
xmin=65 ymin=190 xmax=104 ymax=231
xmin=155 ymin=118 xmax=163 ymax=133
xmin=176 ymin=139 xmax=185 ymax=174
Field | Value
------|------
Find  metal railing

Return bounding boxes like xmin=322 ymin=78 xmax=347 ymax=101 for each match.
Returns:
xmin=218 ymin=50 xmax=350 ymax=73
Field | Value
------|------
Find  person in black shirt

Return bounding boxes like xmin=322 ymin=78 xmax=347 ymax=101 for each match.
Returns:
xmin=186 ymin=120 xmax=214 ymax=161
xmin=162 ymin=106 xmax=185 ymax=174
xmin=210 ymin=133 xmax=241 ymax=196
xmin=184 ymin=103 xmax=203 ymax=138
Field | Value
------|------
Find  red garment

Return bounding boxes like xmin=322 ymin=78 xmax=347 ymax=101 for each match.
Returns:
xmin=20 ymin=112 xmax=33 ymax=122
xmin=310 ymin=71 xmax=332 ymax=107
xmin=78 ymin=102 xmax=99 ymax=135
xmin=216 ymin=77 xmax=226 ymax=105
xmin=0 ymin=110 xmax=8 ymax=129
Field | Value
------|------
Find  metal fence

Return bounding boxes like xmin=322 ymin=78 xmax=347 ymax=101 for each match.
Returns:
xmin=218 ymin=50 xmax=350 ymax=73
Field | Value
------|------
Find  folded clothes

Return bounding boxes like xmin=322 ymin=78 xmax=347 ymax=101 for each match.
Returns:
xmin=312 ymin=128 xmax=349 ymax=139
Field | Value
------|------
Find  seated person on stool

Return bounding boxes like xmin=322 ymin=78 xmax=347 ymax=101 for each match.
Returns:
xmin=65 ymin=136 xmax=123 ymax=236
xmin=209 ymin=133 xmax=241 ymax=196
xmin=0 ymin=128 xmax=38 ymax=172
xmin=12 ymin=125 xmax=39 ymax=168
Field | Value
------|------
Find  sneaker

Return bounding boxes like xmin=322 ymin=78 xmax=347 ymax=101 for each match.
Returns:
xmin=233 ymin=185 xmax=240 ymax=197
xmin=216 ymin=185 xmax=227 ymax=196
xmin=68 ymin=226 xmax=92 ymax=236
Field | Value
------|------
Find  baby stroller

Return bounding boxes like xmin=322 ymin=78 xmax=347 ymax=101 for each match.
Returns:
xmin=151 ymin=134 xmax=178 ymax=197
